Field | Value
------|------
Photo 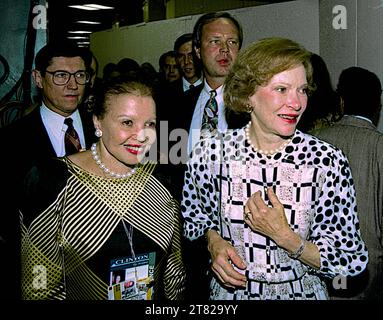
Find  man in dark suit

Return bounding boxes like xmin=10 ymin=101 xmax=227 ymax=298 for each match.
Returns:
xmin=175 ymin=12 xmax=243 ymax=301
xmin=156 ymin=34 xmax=203 ymax=164
xmin=174 ymin=33 xmax=203 ymax=93
xmin=156 ymin=33 xmax=203 ymax=124
xmin=1 ymin=41 xmax=95 ymax=181
xmin=158 ymin=13 xmax=244 ymax=166
xmin=0 ymin=40 xmax=95 ymax=300
xmin=181 ymin=12 xmax=243 ymax=154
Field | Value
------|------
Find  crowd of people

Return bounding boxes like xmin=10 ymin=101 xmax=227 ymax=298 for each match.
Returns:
xmin=0 ymin=10 xmax=381 ymax=302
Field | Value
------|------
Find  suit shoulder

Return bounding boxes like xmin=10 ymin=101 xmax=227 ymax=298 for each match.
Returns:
xmin=21 ymin=158 xmax=69 ymax=224
xmin=184 ymin=83 xmax=203 ymax=98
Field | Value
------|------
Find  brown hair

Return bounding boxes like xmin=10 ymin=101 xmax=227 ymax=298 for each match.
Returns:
xmin=224 ymin=37 xmax=314 ymax=114
xmin=192 ymin=12 xmax=243 ymax=50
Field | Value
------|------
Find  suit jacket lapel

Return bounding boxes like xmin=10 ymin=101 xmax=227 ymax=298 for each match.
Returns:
xmin=29 ymin=107 xmax=57 ymax=158
xmin=78 ymin=106 xmax=96 ymax=149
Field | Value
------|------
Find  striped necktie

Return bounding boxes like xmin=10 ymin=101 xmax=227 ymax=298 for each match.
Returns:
xmin=64 ymin=117 xmax=81 ymax=155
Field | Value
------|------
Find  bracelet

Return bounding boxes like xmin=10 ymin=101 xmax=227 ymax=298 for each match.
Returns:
xmin=288 ymin=237 xmax=306 ymax=259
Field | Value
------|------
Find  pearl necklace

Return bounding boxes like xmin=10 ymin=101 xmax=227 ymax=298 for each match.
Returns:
xmin=91 ymin=143 xmax=137 ymax=179
xmin=245 ymin=121 xmax=291 ymax=156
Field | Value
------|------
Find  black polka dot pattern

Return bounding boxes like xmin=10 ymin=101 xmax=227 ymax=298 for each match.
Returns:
xmin=181 ymin=128 xmax=368 ymax=295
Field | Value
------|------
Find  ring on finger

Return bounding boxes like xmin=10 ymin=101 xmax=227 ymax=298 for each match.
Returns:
xmin=244 ymin=211 xmax=251 ymax=220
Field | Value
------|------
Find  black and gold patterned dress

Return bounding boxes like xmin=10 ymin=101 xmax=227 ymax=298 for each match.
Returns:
xmin=20 ymin=157 xmax=185 ymax=300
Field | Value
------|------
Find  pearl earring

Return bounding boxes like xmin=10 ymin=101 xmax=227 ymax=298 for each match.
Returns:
xmin=95 ymin=128 xmax=102 ymax=138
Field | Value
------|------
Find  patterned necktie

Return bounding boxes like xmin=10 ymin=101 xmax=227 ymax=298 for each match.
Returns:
xmin=201 ymin=90 xmax=218 ymax=133
xmin=64 ymin=117 xmax=81 ymax=155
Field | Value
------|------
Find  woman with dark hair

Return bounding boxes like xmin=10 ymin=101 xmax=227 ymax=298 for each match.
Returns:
xmin=20 ymin=78 xmax=185 ymax=300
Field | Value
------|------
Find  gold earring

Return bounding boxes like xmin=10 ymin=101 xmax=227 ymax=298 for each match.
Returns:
xmin=246 ymin=104 xmax=254 ymax=113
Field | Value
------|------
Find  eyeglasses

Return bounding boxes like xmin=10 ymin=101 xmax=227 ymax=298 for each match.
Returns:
xmin=45 ymin=70 xmax=90 ymax=85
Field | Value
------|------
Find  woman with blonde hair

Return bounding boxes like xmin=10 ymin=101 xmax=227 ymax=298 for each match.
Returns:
xmin=20 ymin=78 xmax=186 ymax=300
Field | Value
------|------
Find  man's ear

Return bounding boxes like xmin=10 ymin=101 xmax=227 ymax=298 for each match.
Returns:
xmin=32 ymin=69 xmax=43 ymax=89
xmin=194 ymin=46 xmax=201 ymax=60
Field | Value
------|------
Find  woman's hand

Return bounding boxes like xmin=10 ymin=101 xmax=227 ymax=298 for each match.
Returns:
xmin=244 ymin=187 xmax=321 ymax=269
xmin=244 ymin=187 xmax=291 ymax=245
xmin=206 ymin=230 xmax=247 ymax=289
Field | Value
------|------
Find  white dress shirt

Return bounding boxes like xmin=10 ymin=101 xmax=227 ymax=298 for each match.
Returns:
xmin=348 ymin=114 xmax=373 ymax=124
xmin=40 ymin=104 xmax=86 ymax=157
xmin=182 ymin=77 xmax=203 ymax=92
